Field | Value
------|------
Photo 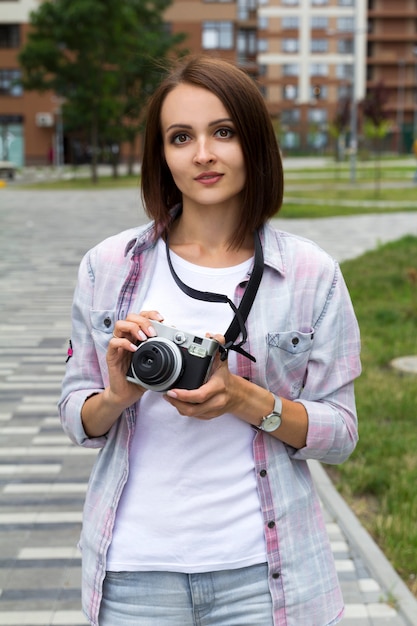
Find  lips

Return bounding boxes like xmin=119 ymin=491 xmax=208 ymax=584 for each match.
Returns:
xmin=194 ymin=171 xmax=224 ymax=184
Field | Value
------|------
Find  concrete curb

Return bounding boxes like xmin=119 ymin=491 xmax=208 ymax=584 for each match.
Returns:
xmin=309 ymin=460 xmax=417 ymax=626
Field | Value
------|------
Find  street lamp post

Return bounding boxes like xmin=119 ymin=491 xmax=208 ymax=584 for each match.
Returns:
xmin=52 ymin=96 xmax=65 ymax=169
xmin=413 ymin=47 xmax=417 ymax=139
xmin=396 ymin=59 xmax=405 ymax=154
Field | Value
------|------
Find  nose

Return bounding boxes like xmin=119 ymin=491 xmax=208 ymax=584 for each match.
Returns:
xmin=193 ymin=137 xmax=215 ymax=165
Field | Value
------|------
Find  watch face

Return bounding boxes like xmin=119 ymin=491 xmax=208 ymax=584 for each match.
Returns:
xmin=261 ymin=413 xmax=282 ymax=432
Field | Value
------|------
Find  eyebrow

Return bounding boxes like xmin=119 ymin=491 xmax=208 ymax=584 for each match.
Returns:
xmin=165 ymin=117 xmax=234 ymax=134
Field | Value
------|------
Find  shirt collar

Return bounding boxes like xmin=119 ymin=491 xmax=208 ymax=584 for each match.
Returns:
xmin=124 ymin=205 xmax=182 ymax=258
xmin=259 ymin=222 xmax=286 ymax=276
xmin=125 ymin=210 xmax=286 ymax=277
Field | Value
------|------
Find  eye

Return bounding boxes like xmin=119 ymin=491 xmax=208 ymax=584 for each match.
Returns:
xmin=214 ymin=127 xmax=235 ymax=139
xmin=172 ymin=132 xmax=190 ymax=145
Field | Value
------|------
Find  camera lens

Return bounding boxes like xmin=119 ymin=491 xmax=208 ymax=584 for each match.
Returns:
xmin=130 ymin=337 xmax=183 ymax=392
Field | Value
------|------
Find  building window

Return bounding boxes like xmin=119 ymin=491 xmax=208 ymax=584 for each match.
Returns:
xmin=311 ymin=16 xmax=328 ymax=30
xmin=310 ymin=63 xmax=328 ymax=76
xmin=257 ymin=38 xmax=268 ymax=52
xmin=283 ymin=84 xmax=298 ymax=100
xmin=337 ymin=38 xmax=353 ymax=54
xmin=258 ymin=16 xmax=268 ymax=30
xmin=282 ymin=0 xmax=299 ymax=5
xmin=282 ymin=131 xmax=300 ymax=149
xmin=311 ymin=0 xmax=328 ymax=5
xmin=282 ymin=16 xmax=299 ymax=29
xmin=337 ymin=17 xmax=354 ymax=32
xmin=281 ymin=109 xmax=300 ymax=124
xmin=338 ymin=0 xmax=353 ymax=5
xmin=337 ymin=85 xmax=351 ymax=99
xmin=336 ymin=63 xmax=353 ymax=80
xmin=308 ymin=130 xmax=327 ymax=149
xmin=308 ymin=109 xmax=327 ymax=123
xmin=202 ymin=22 xmax=234 ymax=49
xmin=310 ymin=39 xmax=328 ymax=53
xmin=283 ymin=63 xmax=299 ymax=76
xmin=237 ymin=0 xmax=257 ymax=19
xmin=0 ymin=69 xmax=22 ymax=96
xmin=282 ymin=38 xmax=299 ymax=53
xmin=0 ymin=24 xmax=20 ymax=48
xmin=237 ymin=29 xmax=257 ymax=56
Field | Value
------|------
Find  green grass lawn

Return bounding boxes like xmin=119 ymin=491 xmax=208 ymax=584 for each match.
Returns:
xmin=20 ymin=174 xmax=141 ymax=190
xmin=333 ymin=236 xmax=417 ymax=598
xmin=281 ymin=162 xmax=417 ymax=216
xmin=279 ymin=201 xmax=417 ymax=219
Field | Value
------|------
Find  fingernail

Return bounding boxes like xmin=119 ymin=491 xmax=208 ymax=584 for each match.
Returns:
xmin=166 ymin=390 xmax=177 ymax=399
xmin=130 ymin=343 xmax=139 ymax=351
xmin=148 ymin=326 xmax=157 ymax=337
xmin=138 ymin=330 xmax=147 ymax=341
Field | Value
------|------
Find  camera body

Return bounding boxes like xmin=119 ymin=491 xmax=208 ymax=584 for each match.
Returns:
xmin=126 ymin=320 xmax=219 ymax=392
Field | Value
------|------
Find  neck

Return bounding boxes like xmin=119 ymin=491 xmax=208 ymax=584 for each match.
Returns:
xmin=168 ymin=207 xmax=254 ymax=268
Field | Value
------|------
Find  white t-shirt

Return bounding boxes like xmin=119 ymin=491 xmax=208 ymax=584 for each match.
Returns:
xmin=106 ymin=239 xmax=267 ymax=573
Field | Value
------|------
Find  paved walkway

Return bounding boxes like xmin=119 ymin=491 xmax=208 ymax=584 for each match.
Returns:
xmin=1 ymin=188 xmax=417 ymax=626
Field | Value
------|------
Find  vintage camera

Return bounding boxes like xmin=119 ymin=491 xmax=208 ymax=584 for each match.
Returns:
xmin=126 ymin=320 xmax=220 ymax=392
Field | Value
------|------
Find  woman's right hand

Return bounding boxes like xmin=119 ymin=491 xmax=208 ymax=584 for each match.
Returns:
xmin=81 ymin=311 xmax=164 ymax=438
xmin=106 ymin=310 xmax=164 ymax=408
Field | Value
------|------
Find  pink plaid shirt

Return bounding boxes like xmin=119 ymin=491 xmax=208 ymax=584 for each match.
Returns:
xmin=59 ymin=218 xmax=361 ymax=626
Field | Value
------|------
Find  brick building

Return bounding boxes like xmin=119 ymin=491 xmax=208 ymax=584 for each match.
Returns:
xmin=1 ymin=0 xmax=417 ymax=166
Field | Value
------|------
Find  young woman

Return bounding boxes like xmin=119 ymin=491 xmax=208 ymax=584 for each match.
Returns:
xmin=59 ymin=56 xmax=361 ymax=626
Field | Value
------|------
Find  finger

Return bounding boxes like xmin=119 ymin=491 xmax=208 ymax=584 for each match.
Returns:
xmin=205 ymin=332 xmax=225 ymax=346
xmin=138 ymin=310 xmax=164 ymax=321
xmin=113 ymin=313 xmax=163 ymax=342
xmin=163 ymin=393 xmax=207 ymax=418
xmin=165 ymin=378 xmax=225 ymax=409
xmin=112 ymin=321 xmax=147 ymax=342
xmin=108 ymin=334 xmax=138 ymax=352
xmin=125 ymin=310 xmax=164 ymax=326
xmin=164 ymin=394 xmax=224 ymax=420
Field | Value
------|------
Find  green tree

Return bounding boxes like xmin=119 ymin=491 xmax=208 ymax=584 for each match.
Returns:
xmin=360 ymin=81 xmax=392 ymax=196
xmin=329 ymin=96 xmax=350 ymax=162
xmin=19 ymin=0 xmax=186 ymax=182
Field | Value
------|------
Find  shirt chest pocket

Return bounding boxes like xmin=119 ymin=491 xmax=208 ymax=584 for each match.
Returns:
xmin=266 ymin=329 xmax=314 ymax=399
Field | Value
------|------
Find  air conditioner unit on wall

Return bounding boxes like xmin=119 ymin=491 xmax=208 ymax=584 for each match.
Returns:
xmin=36 ymin=112 xmax=54 ymax=128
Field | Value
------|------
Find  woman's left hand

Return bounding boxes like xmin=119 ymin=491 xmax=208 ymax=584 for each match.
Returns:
xmin=164 ymin=333 xmax=309 ymax=448
xmin=163 ymin=334 xmax=240 ymax=420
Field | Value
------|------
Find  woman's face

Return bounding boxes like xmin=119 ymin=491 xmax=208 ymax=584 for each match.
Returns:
xmin=160 ymin=83 xmax=246 ymax=213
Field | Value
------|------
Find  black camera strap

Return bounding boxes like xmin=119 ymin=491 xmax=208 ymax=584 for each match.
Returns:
xmin=165 ymin=230 xmax=264 ymax=362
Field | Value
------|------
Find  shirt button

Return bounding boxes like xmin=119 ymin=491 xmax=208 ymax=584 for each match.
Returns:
xmin=267 ymin=520 xmax=276 ymax=529
xmin=272 ymin=571 xmax=280 ymax=579
xmin=260 ymin=469 xmax=267 ymax=477
xmin=104 ymin=317 xmax=111 ymax=328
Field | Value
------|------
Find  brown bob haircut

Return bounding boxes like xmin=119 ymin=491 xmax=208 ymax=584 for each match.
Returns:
xmin=141 ymin=55 xmax=284 ymax=248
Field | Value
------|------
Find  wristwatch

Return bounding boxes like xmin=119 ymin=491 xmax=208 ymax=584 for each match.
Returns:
xmin=259 ymin=394 xmax=282 ymax=432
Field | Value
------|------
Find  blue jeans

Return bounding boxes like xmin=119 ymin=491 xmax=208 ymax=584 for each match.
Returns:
xmin=98 ymin=563 xmax=273 ymax=625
